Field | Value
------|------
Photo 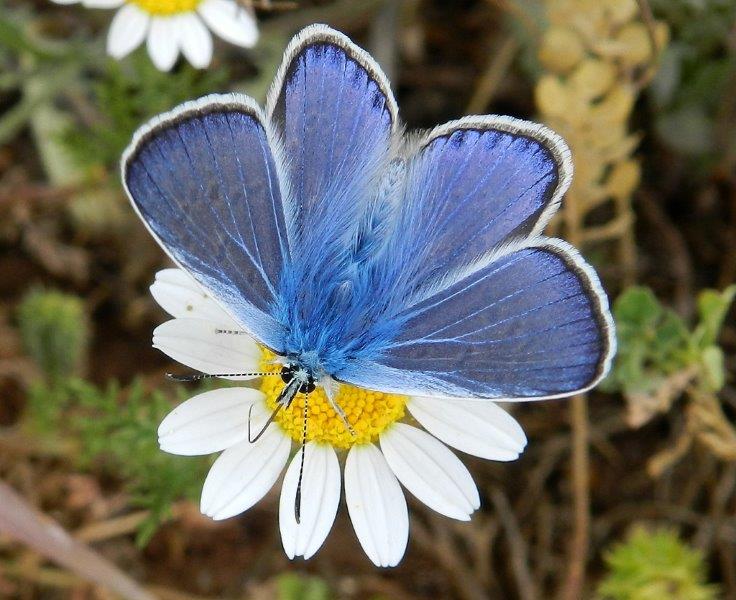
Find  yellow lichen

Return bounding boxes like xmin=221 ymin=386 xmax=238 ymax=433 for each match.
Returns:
xmin=536 ymin=0 xmax=668 ymax=281
xmin=606 ymin=159 xmax=641 ymax=201
xmin=568 ymin=59 xmax=616 ymax=101
xmin=538 ymin=27 xmax=585 ymax=73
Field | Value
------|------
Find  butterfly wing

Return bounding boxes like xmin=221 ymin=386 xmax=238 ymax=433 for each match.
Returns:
xmin=264 ymin=25 xmax=401 ymax=352
xmin=266 ymin=24 xmax=397 ymax=255
xmin=384 ymin=116 xmax=571 ymax=290
xmin=122 ymin=94 xmax=290 ymax=350
xmin=340 ymin=239 xmax=614 ymax=399
xmin=124 ymin=26 xmax=398 ymax=355
xmin=337 ymin=117 xmax=615 ymax=399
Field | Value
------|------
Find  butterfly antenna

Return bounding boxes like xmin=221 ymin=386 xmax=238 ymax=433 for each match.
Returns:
xmin=214 ymin=329 xmax=250 ymax=335
xmin=294 ymin=391 xmax=308 ymax=524
xmin=247 ymin=377 xmax=301 ymax=443
xmin=167 ymin=370 xmax=274 ymax=382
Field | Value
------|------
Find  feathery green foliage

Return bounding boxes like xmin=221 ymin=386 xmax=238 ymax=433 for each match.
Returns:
xmin=597 ymin=527 xmax=719 ymax=600
xmin=61 ymin=51 xmax=230 ymax=171
xmin=26 ymin=378 xmax=211 ymax=545
xmin=17 ymin=288 xmax=90 ymax=383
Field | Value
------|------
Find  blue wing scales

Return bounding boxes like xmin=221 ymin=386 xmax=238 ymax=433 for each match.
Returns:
xmin=265 ymin=25 xmax=402 ymax=359
xmin=266 ymin=25 xmax=397 ymax=258
xmin=122 ymin=95 xmax=290 ymax=350
xmin=330 ymin=115 xmax=615 ymax=399
xmin=124 ymin=27 xmax=614 ymax=401
xmin=337 ymin=239 xmax=614 ymax=399
xmin=380 ymin=116 xmax=572 ymax=293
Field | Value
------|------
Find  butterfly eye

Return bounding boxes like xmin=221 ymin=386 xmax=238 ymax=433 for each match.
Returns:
xmin=280 ymin=365 xmax=316 ymax=394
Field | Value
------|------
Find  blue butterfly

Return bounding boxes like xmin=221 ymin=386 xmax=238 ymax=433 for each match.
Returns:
xmin=122 ymin=24 xmax=615 ymax=427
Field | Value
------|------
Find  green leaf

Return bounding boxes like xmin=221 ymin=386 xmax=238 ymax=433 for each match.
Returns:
xmin=700 ymin=345 xmax=725 ymax=391
xmin=606 ymin=284 xmax=734 ymax=398
xmin=614 ymin=287 xmax=663 ymax=328
xmin=655 ymin=106 xmax=714 ymax=155
xmin=651 ymin=311 xmax=694 ymax=371
xmin=277 ymin=573 xmax=332 ymax=600
xmin=606 ymin=287 xmax=691 ymax=395
xmin=693 ymin=285 xmax=736 ymax=348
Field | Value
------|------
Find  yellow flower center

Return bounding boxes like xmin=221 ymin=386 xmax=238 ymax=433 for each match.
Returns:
xmin=129 ymin=0 xmax=201 ymax=16
xmin=259 ymin=351 xmax=407 ymax=449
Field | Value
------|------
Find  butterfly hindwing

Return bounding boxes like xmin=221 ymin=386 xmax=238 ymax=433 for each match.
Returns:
xmin=266 ymin=24 xmax=397 ymax=259
xmin=265 ymin=24 xmax=402 ymax=356
xmin=122 ymin=94 xmax=290 ymax=350
xmin=381 ymin=116 xmax=571 ymax=290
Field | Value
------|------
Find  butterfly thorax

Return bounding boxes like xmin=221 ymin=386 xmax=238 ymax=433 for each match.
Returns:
xmin=276 ymin=256 xmax=406 ymax=383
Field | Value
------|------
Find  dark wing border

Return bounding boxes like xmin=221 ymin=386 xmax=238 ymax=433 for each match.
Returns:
xmin=265 ymin=23 xmax=399 ymax=133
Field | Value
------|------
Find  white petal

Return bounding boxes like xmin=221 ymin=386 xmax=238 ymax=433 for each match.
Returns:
xmin=51 ymin=0 xmax=81 ymax=5
xmin=279 ymin=443 xmax=340 ymax=560
xmin=408 ymin=396 xmax=527 ymax=461
xmin=150 ymin=269 xmax=238 ymax=326
xmin=345 ymin=444 xmax=408 ymax=567
xmin=153 ymin=318 xmax=262 ymax=380
xmin=177 ymin=14 xmax=213 ymax=69
xmin=106 ymin=5 xmax=148 ymax=59
xmin=380 ymin=423 xmax=479 ymax=521
xmin=158 ymin=387 xmax=263 ymax=456
xmin=201 ymin=410 xmax=290 ymax=520
xmin=147 ymin=17 xmax=180 ymax=72
xmin=198 ymin=0 xmax=258 ymax=47
xmin=82 ymin=0 xmax=124 ymax=7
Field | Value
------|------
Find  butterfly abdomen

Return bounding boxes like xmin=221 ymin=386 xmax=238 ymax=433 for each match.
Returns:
xmin=349 ymin=158 xmax=404 ymax=267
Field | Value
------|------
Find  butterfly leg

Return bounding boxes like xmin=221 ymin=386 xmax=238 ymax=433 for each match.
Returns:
xmin=322 ymin=384 xmax=356 ymax=437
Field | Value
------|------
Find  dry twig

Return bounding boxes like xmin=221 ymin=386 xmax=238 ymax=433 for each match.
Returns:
xmin=0 ymin=482 xmax=153 ymax=600
xmin=490 ymin=487 xmax=537 ymax=600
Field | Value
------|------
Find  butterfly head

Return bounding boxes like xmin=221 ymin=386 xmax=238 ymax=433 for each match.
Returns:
xmin=279 ymin=363 xmax=316 ymax=394
xmin=269 ymin=352 xmax=356 ymax=440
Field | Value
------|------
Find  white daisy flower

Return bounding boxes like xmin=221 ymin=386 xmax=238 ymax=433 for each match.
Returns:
xmin=151 ymin=268 xmax=528 ymax=566
xmin=51 ymin=0 xmax=258 ymax=71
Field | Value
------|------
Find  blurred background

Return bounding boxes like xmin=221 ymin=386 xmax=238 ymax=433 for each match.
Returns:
xmin=1 ymin=0 xmax=735 ymax=598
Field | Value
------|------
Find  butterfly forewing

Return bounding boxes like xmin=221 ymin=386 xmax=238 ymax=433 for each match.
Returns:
xmin=265 ymin=25 xmax=401 ymax=360
xmin=267 ymin=25 xmax=397 ymax=253
xmin=337 ymin=239 xmax=614 ymax=400
xmin=123 ymin=95 xmax=290 ymax=351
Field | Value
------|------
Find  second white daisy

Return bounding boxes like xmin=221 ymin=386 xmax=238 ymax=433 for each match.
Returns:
xmin=52 ymin=0 xmax=259 ymax=71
